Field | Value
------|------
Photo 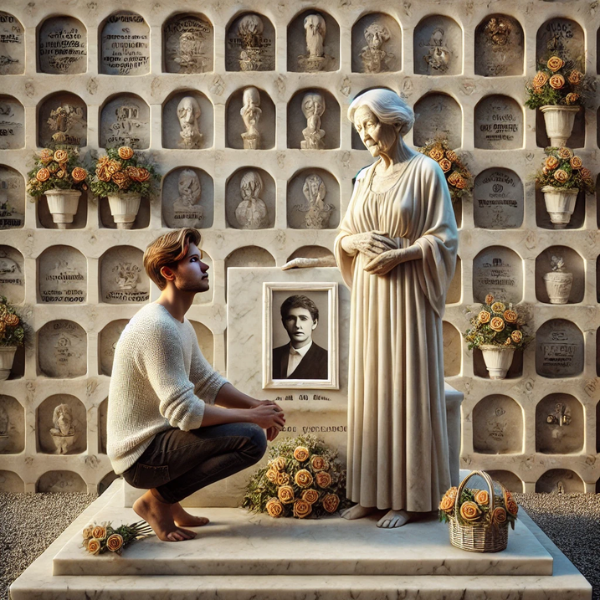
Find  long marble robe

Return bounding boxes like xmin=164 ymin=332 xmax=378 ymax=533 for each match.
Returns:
xmin=334 ymin=153 xmax=458 ymax=512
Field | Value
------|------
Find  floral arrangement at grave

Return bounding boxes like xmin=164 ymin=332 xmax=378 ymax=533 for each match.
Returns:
xmin=534 ymin=147 xmax=594 ymax=194
xmin=82 ymin=520 xmax=153 ymax=556
xmin=243 ymin=434 xmax=349 ymax=519
xmin=418 ymin=139 xmax=473 ymax=204
xmin=0 ymin=296 xmax=25 ymax=348
xmin=26 ymin=148 xmax=89 ymax=199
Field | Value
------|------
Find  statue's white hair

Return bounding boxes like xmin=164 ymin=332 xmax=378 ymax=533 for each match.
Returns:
xmin=348 ymin=88 xmax=414 ymax=137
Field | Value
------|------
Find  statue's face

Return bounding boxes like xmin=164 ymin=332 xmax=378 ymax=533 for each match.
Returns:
xmin=177 ymin=98 xmax=199 ymax=126
xmin=368 ymin=30 xmax=384 ymax=49
xmin=244 ymin=88 xmax=260 ymax=107
xmin=306 ymin=16 xmax=323 ymax=37
xmin=312 ymin=95 xmax=324 ymax=115
xmin=307 ymin=177 xmax=320 ymax=197
xmin=353 ymin=105 xmax=398 ymax=157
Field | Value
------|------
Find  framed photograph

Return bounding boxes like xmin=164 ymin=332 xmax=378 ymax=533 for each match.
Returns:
xmin=263 ymin=282 xmax=338 ymax=390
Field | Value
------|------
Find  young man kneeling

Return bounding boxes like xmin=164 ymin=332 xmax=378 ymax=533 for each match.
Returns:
xmin=107 ymin=228 xmax=285 ymax=542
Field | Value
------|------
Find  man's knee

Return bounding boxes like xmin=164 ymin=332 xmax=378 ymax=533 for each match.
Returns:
xmin=243 ymin=423 xmax=267 ymax=460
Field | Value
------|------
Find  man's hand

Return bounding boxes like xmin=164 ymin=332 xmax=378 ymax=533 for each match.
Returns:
xmin=266 ymin=426 xmax=280 ymax=442
xmin=247 ymin=403 xmax=286 ymax=431
xmin=341 ymin=231 xmax=396 ymax=259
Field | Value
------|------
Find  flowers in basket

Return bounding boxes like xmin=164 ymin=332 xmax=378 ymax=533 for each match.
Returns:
xmin=242 ymin=434 xmax=348 ymax=519
xmin=26 ymin=148 xmax=89 ymax=199
xmin=0 ymin=296 xmax=25 ymax=348
xmin=535 ymin=147 xmax=595 ymax=194
xmin=82 ymin=521 xmax=153 ymax=556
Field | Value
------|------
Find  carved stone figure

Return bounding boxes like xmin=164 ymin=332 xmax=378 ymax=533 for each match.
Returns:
xmin=301 ymin=93 xmax=326 ymax=150
xmin=237 ymin=14 xmax=264 ymax=71
xmin=50 ymin=403 xmax=75 ymax=454
xmin=177 ymin=96 xmax=203 ymax=149
xmin=240 ymin=87 xmax=262 ymax=149
xmin=114 ymin=263 xmax=141 ymax=290
xmin=173 ymin=169 xmax=204 ymax=228
xmin=361 ymin=22 xmax=393 ymax=73
xmin=295 ymin=174 xmax=333 ymax=229
xmin=47 ymin=104 xmax=86 ymax=146
xmin=485 ymin=17 xmax=511 ymax=47
xmin=299 ymin=14 xmax=331 ymax=72
xmin=235 ymin=170 xmax=267 ymax=229
xmin=423 ymin=27 xmax=451 ymax=73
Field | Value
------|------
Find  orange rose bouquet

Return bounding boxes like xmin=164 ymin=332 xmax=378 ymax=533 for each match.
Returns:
xmin=243 ymin=434 xmax=349 ymax=519
xmin=82 ymin=520 xmax=152 ymax=556
xmin=0 ymin=295 xmax=26 ymax=348
xmin=26 ymin=148 xmax=89 ymax=199
xmin=535 ymin=147 xmax=595 ymax=194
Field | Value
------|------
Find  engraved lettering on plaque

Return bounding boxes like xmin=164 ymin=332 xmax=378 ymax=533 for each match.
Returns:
xmin=536 ymin=319 xmax=584 ymax=379
xmin=0 ymin=168 xmax=24 ymax=229
xmin=473 ymin=247 xmax=522 ymax=303
xmin=473 ymin=168 xmax=524 ymax=229
xmin=38 ymin=17 xmax=87 ymax=74
xmin=0 ymin=97 xmax=24 ymax=149
xmin=537 ymin=18 xmax=584 ymax=66
xmin=101 ymin=95 xmax=149 ymax=149
xmin=101 ymin=12 xmax=150 ymax=76
xmin=0 ymin=12 xmax=24 ymax=75
xmin=164 ymin=14 xmax=213 ymax=73
xmin=0 ymin=248 xmax=23 ymax=303
xmin=38 ymin=247 xmax=87 ymax=304
xmin=475 ymin=96 xmax=522 ymax=150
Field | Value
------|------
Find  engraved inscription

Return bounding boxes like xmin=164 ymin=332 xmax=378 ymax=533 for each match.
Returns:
xmin=473 ymin=169 xmax=524 ymax=229
xmin=0 ymin=12 xmax=24 ymax=75
xmin=101 ymin=12 xmax=150 ymax=76
xmin=0 ymin=97 xmax=24 ymax=149
xmin=473 ymin=246 xmax=522 ymax=303
xmin=100 ymin=95 xmax=149 ymax=149
xmin=38 ymin=17 xmax=87 ymax=74
xmin=475 ymin=96 xmax=522 ymax=150
xmin=164 ymin=14 xmax=213 ymax=73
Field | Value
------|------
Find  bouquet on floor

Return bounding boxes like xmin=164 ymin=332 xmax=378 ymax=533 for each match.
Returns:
xmin=243 ymin=434 xmax=349 ymax=519
xmin=82 ymin=520 xmax=153 ymax=556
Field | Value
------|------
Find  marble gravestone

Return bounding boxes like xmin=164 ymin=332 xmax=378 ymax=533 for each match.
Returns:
xmin=475 ymin=15 xmax=524 ymax=77
xmin=413 ymin=15 xmax=461 ymax=76
xmin=101 ymin=12 xmax=150 ymax=76
xmin=163 ymin=14 xmax=213 ymax=74
xmin=38 ymin=320 xmax=87 ymax=378
xmin=0 ymin=95 xmax=24 ymax=149
xmin=536 ymin=18 xmax=584 ymax=69
xmin=37 ymin=246 xmax=86 ymax=304
xmin=100 ymin=94 xmax=150 ymax=149
xmin=473 ymin=168 xmax=524 ymax=229
xmin=0 ymin=165 xmax=24 ymax=229
xmin=38 ymin=17 xmax=87 ymax=74
xmin=412 ymin=93 xmax=462 ymax=149
xmin=472 ymin=246 xmax=523 ymax=303
xmin=100 ymin=246 xmax=149 ymax=305
xmin=535 ymin=319 xmax=584 ymax=379
xmin=0 ymin=12 xmax=24 ymax=75
xmin=472 ymin=394 xmax=523 ymax=454
xmin=535 ymin=393 xmax=583 ymax=455
xmin=0 ymin=245 xmax=24 ymax=303
xmin=0 ymin=394 xmax=24 ymax=454
xmin=475 ymin=95 xmax=523 ymax=150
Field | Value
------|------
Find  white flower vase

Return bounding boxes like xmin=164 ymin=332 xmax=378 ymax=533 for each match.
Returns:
xmin=107 ymin=192 xmax=142 ymax=229
xmin=543 ymin=271 xmax=573 ymax=304
xmin=0 ymin=346 xmax=17 ymax=380
xmin=541 ymin=186 xmax=579 ymax=229
xmin=540 ymin=105 xmax=580 ymax=148
xmin=480 ymin=345 xmax=515 ymax=380
xmin=45 ymin=189 xmax=82 ymax=229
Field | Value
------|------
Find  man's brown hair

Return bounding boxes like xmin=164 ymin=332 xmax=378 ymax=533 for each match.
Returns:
xmin=143 ymin=228 xmax=201 ymax=290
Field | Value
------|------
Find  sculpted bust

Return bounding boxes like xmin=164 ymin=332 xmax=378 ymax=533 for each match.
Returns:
xmin=240 ymin=87 xmax=262 ymax=149
xmin=172 ymin=169 xmax=204 ymax=228
xmin=301 ymin=93 xmax=326 ymax=150
xmin=50 ymin=403 xmax=76 ymax=454
xmin=177 ymin=96 xmax=203 ymax=149
xmin=299 ymin=14 xmax=331 ymax=72
xmin=361 ymin=22 xmax=392 ymax=73
xmin=235 ymin=170 xmax=267 ymax=229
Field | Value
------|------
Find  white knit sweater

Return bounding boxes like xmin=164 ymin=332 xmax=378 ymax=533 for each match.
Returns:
xmin=107 ymin=303 xmax=227 ymax=475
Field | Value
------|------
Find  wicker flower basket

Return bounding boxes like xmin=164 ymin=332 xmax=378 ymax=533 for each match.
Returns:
xmin=448 ymin=470 xmax=509 ymax=553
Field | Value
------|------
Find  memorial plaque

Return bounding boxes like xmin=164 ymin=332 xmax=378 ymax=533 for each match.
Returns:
xmin=287 ymin=10 xmax=339 ymax=73
xmin=38 ymin=246 xmax=86 ymax=304
xmin=0 ymin=395 xmax=24 ymax=454
xmin=0 ymin=95 xmax=24 ymax=149
xmin=162 ymin=167 xmax=214 ymax=229
xmin=287 ymin=89 xmax=340 ymax=150
xmin=486 ymin=470 xmax=523 ymax=493
xmin=100 ymin=246 xmax=149 ymax=304
xmin=101 ymin=12 xmax=149 ymax=76
xmin=99 ymin=319 xmax=129 ymax=376
xmin=472 ymin=394 xmax=523 ymax=454
xmin=474 ymin=95 xmax=523 ymax=150
xmin=37 ymin=394 xmax=86 ymax=454
xmin=162 ymin=91 xmax=213 ymax=150
xmin=99 ymin=398 xmax=107 ymax=453
xmin=164 ymin=14 xmax=213 ymax=73
xmin=0 ymin=245 xmax=24 ymax=303
xmin=536 ymin=319 xmax=584 ymax=378
xmin=351 ymin=13 xmax=402 ymax=74
xmin=224 ymin=246 xmax=275 ymax=298
xmin=190 ymin=321 xmax=214 ymax=366
xmin=535 ymin=468 xmax=584 ymax=494
xmin=536 ymin=18 xmax=585 ymax=69
xmin=38 ymin=16 xmax=87 ymax=74
xmin=536 ymin=393 xmax=583 ymax=454
xmin=226 ymin=13 xmax=275 ymax=72
xmin=38 ymin=92 xmax=87 ymax=148
xmin=100 ymin=94 xmax=149 ymax=149
xmin=473 ymin=246 xmax=523 ymax=303
xmin=226 ymin=87 xmax=275 ymax=150
xmin=0 ymin=12 xmax=24 ymax=75
xmin=473 ymin=168 xmax=524 ymax=229
xmin=442 ymin=321 xmax=461 ymax=377
xmin=38 ymin=320 xmax=87 ymax=378
xmin=37 ymin=470 xmax=87 ymax=492
xmin=0 ymin=166 xmax=24 ymax=229
xmin=414 ymin=15 xmax=462 ymax=76
xmin=475 ymin=15 xmax=524 ymax=77
xmin=225 ymin=168 xmax=275 ymax=229
xmin=413 ymin=93 xmax=462 ymax=149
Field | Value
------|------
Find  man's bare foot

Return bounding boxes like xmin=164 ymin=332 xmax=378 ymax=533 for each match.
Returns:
xmin=133 ymin=490 xmax=197 ymax=542
xmin=377 ymin=509 xmax=410 ymax=529
xmin=171 ymin=503 xmax=210 ymax=528
xmin=340 ymin=504 xmax=377 ymax=520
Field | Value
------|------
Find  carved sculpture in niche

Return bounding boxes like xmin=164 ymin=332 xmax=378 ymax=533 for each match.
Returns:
xmin=360 ymin=21 xmax=393 ymax=73
xmin=101 ymin=246 xmax=149 ymax=304
xmin=100 ymin=12 xmax=150 ymax=76
xmin=101 ymin=95 xmax=149 ymax=149
xmin=38 ymin=17 xmax=87 ymax=74
xmin=294 ymin=174 xmax=333 ymax=229
xmin=299 ymin=14 xmax=333 ymax=72
xmin=0 ymin=12 xmax=24 ymax=75
xmin=475 ymin=15 xmax=524 ymax=77
xmin=473 ymin=168 xmax=524 ymax=229
xmin=238 ymin=14 xmax=265 ymax=71
xmin=414 ymin=16 xmax=461 ymax=76
xmin=177 ymin=96 xmax=203 ymax=149
xmin=301 ymin=93 xmax=326 ymax=150
xmin=423 ymin=27 xmax=451 ymax=73
xmin=164 ymin=14 xmax=213 ymax=73
xmin=240 ymin=87 xmax=262 ymax=149
xmin=0 ymin=97 xmax=24 ymax=149
xmin=172 ymin=169 xmax=204 ymax=228
xmin=0 ymin=167 xmax=24 ymax=229
xmin=50 ymin=403 xmax=75 ymax=454
xmin=235 ymin=171 xmax=267 ymax=229
xmin=47 ymin=104 xmax=87 ymax=147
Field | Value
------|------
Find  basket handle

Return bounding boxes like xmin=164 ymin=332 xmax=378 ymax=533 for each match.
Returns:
xmin=453 ymin=470 xmax=498 ymax=515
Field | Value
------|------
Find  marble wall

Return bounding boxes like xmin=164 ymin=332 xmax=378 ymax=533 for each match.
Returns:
xmin=1 ymin=0 xmax=599 ymax=495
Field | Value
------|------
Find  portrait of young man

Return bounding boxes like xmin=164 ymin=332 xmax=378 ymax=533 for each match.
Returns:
xmin=272 ymin=294 xmax=328 ymax=380
xmin=107 ymin=228 xmax=285 ymax=542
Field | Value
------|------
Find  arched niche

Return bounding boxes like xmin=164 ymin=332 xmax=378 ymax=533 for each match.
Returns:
xmin=535 ymin=246 xmax=584 ymax=304
xmin=473 ymin=168 xmax=523 ymax=229
xmin=162 ymin=90 xmax=213 ymax=149
xmin=486 ymin=470 xmax=524 ymax=493
xmin=474 ymin=95 xmax=523 ymax=150
xmin=536 ymin=468 xmax=584 ymax=494
xmin=192 ymin=249 xmax=214 ymax=306
xmin=38 ymin=16 xmax=87 ymax=74
xmin=442 ymin=321 xmax=461 ymax=376
xmin=536 ymin=18 xmax=585 ymax=71
xmin=537 ymin=107 xmax=584 ymax=149
xmin=36 ymin=470 xmax=86 ymax=492
xmin=100 ymin=12 xmax=149 ymax=75
xmin=163 ymin=13 xmax=214 ymax=73
xmin=0 ymin=470 xmax=24 ymax=492
xmin=0 ymin=12 xmax=24 ymax=75
xmin=287 ymin=168 xmax=340 ymax=230
xmin=0 ymin=164 xmax=25 ymax=230
xmin=98 ymin=471 xmax=119 ymax=495
xmin=351 ymin=13 xmax=402 ymax=74
xmin=535 ymin=318 xmax=584 ymax=379
xmin=38 ymin=320 xmax=87 ymax=378
xmin=0 ymin=245 xmax=24 ymax=303
xmin=473 ymin=246 xmax=523 ymax=303
xmin=99 ymin=398 xmax=108 ymax=454
xmin=100 ymin=93 xmax=150 ymax=149
xmin=287 ymin=89 xmax=340 ymax=150
xmin=287 ymin=9 xmax=339 ymax=73
xmin=225 ymin=246 xmax=275 ymax=299
xmin=226 ymin=12 xmax=275 ymax=72
xmin=99 ymin=320 xmax=128 ymax=376
xmin=100 ymin=246 xmax=149 ymax=305
xmin=287 ymin=246 xmax=334 ymax=262
xmin=190 ymin=321 xmax=214 ymax=366
xmin=0 ymin=395 xmax=24 ymax=454
xmin=536 ymin=186 xmax=584 ymax=231
xmin=37 ymin=245 xmax=87 ymax=304
xmin=225 ymin=167 xmax=276 ymax=229
xmin=413 ymin=93 xmax=462 ymax=149
xmin=226 ymin=87 xmax=275 ymax=150
xmin=472 ymin=394 xmax=524 ymax=454
xmin=446 ymin=255 xmax=461 ymax=304
xmin=536 ymin=393 xmax=584 ymax=454
xmin=162 ymin=167 xmax=214 ymax=229
xmin=37 ymin=91 xmax=87 ymax=148
xmin=37 ymin=394 xmax=87 ymax=454
xmin=474 ymin=15 xmax=524 ymax=77
xmin=0 ymin=95 xmax=24 ymax=149
xmin=413 ymin=15 xmax=462 ymax=76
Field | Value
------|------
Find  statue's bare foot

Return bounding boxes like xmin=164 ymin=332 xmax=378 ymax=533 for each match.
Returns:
xmin=340 ymin=504 xmax=377 ymax=520
xmin=171 ymin=503 xmax=210 ymax=528
xmin=377 ymin=509 xmax=411 ymax=529
xmin=133 ymin=490 xmax=196 ymax=542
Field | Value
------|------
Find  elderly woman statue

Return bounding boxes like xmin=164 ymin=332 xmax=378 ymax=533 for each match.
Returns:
xmin=335 ymin=88 xmax=458 ymax=528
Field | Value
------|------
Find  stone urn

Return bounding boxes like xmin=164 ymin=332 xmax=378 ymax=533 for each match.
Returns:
xmin=480 ymin=344 xmax=515 ymax=380
xmin=0 ymin=346 xmax=17 ymax=380
xmin=106 ymin=192 xmax=142 ymax=229
xmin=540 ymin=105 xmax=580 ymax=148
xmin=541 ymin=186 xmax=578 ymax=228
xmin=45 ymin=189 xmax=82 ymax=229
xmin=543 ymin=256 xmax=573 ymax=304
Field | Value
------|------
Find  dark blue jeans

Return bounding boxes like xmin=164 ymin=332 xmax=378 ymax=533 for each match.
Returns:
xmin=122 ymin=422 xmax=267 ymax=504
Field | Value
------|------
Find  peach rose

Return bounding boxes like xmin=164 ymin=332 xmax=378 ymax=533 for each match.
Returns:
xmin=97 ymin=155 xmax=110 ymax=166
xmin=553 ymin=169 xmax=570 ymax=184
xmin=278 ymin=485 xmax=295 ymax=504
xmin=39 ymin=148 xmax=54 ymax=164
xmin=549 ymin=74 xmax=565 ymax=90
xmin=511 ymin=330 xmax=523 ymax=343
xmin=4 ymin=313 xmax=19 ymax=327
xmin=106 ymin=533 xmax=123 ymax=552
xmin=439 ymin=158 xmax=452 ymax=173
xmin=445 ymin=149 xmax=458 ymax=162
xmin=47 ymin=162 xmax=59 ymax=174
xmin=112 ymin=172 xmax=131 ymax=190
xmin=53 ymin=149 xmax=68 ymax=163
xmin=557 ymin=147 xmax=573 ymax=159
xmin=545 ymin=156 xmax=559 ymax=170
xmin=266 ymin=498 xmax=284 ymax=518
xmin=276 ymin=472 xmax=290 ymax=486
xmin=459 ymin=500 xmax=482 ymax=522
xmin=567 ymin=70 xmax=582 ymax=85
xmin=547 ymin=56 xmax=564 ymax=72
xmin=71 ymin=167 xmax=87 ymax=182
xmin=439 ymin=494 xmax=455 ymax=512
xmin=492 ymin=507 xmax=507 ymax=524
xmin=503 ymin=310 xmax=517 ymax=323
xmin=293 ymin=446 xmax=310 ymax=462
xmin=86 ymin=538 xmax=101 ymax=555
xmin=295 ymin=469 xmax=313 ymax=488
xmin=479 ymin=311 xmax=491 ymax=324
xmin=475 ymin=490 xmax=489 ymax=506
xmin=445 ymin=486 xmax=458 ymax=499
xmin=447 ymin=171 xmax=461 ymax=186
xmin=490 ymin=317 xmax=505 ymax=332
xmin=485 ymin=294 xmax=494 ymax=305
xmin=107 ymin=160 xmax=122 ymax=175
xmin=266 ymin=468 xmax=278 ymax=484
xmin=565 ymin=92 xmax=580 ymax=105
xmin=293 ymin=499 xmax=312 ymax=519
xmin=315 ymin=471 xmax=332 ymax=488
xmin=311 ymin=455 xmax=328 ymax=471
xmin=0 ymin=321 xmax=6 ymax=334
xmin=429 ymin=146 xmax=444 ymax=161
xmin=36 ymin=168 xmax=50 ymax=182
xmin=118 ymin=146 xmax=134 ymax=160
xmin=506 ymin=499 xmax=518 ymax=516
xmin=133 ymin=168 xmax=151 ymax=182
xmin=82 ymin=525 xmax=93 ymax=540
xmin=92 ymin=525 xmax=107 ymax=540
xmin=491 ymin=302 xmax=506 ymax=314
xmin=504 ymin=337 xmax=512 ymax=346
xmin=96 ymin=167 xmax=112 ymax=182
xmin=302 ymin=489 xmax=320 ymax=504
xmin=532 ymin=71 xmax=549 ymax=87
xmin=272 ymin=456 xmax=287 ymax=471
xmin=455 ymin=177 xmax=468 ymax=190
xmin=580 ymin=168 xmax=592 ymax=180
xmin=570 ymin=156 xmax=583 ymax=170
xmin=322 ymin=493 xmax=340 ymax=513
xmin=125 ymin=166 xmax=140 ymax=180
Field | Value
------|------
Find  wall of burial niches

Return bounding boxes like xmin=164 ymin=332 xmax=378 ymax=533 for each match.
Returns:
xmin=0 ymin=1 xmax=599 ymax=495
